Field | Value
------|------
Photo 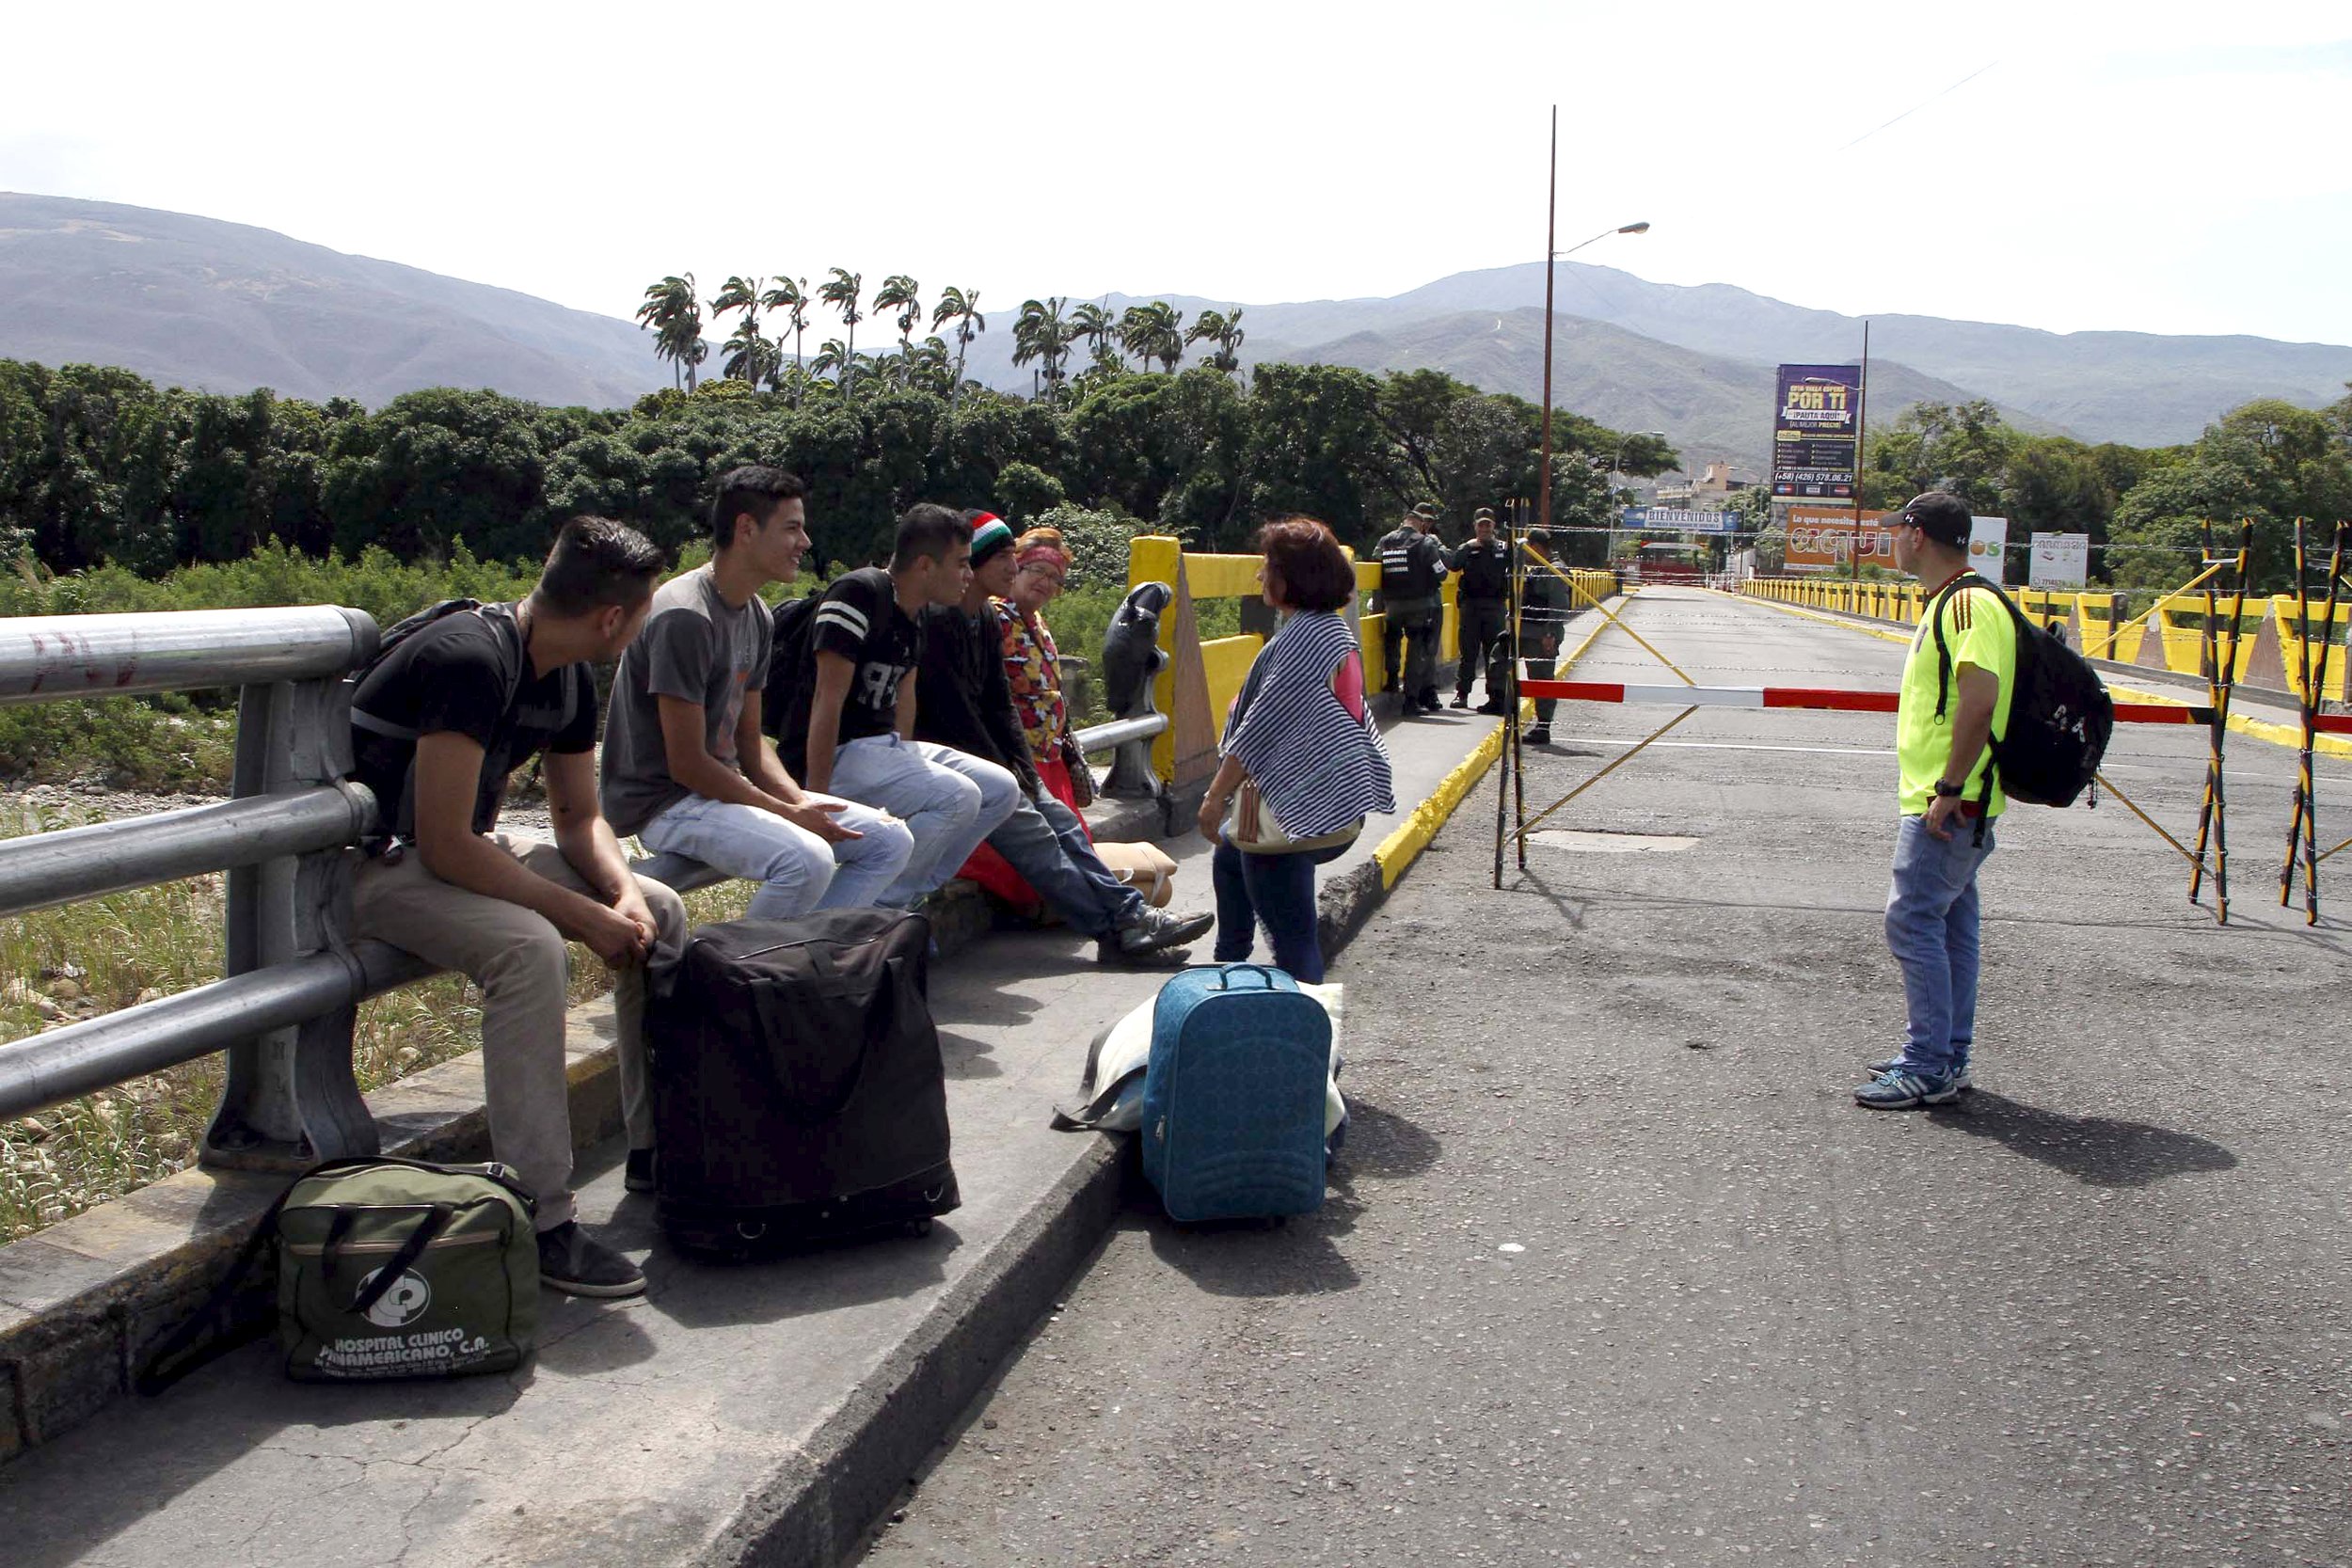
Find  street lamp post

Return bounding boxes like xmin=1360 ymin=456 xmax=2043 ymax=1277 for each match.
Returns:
xmin=1536 ymin=196 xmax=1648 ymax=542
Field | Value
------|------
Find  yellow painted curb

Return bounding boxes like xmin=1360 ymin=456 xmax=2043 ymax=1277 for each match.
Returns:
xmin=1369 ymin=596 xmax=1627 ymax=891
xmin=1727 ymin=592 xmax=2352 ymax=761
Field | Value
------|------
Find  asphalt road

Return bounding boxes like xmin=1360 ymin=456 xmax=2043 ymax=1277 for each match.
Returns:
xmin=856 ymin=588 xmax=2352 ymax=1568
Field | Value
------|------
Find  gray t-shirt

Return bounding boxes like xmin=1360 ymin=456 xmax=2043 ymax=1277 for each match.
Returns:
xmin=600 ymin=564 xmax=774 ymax=837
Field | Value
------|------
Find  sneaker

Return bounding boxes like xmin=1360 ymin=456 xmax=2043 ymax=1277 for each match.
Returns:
xmin=624 ymin=1147 xmax=656 ymax=1193
xmin=1864 ymin=1056 xmax=1974 ymax=1091
xmin=1103 ymin=905 xmax=1216 ymax=960
xmin=1852 ymin=1067 xmax=1963 ymax=1111
xmin=1448 ymin=694 xmax=1470 ymax=709
xmin=535 ymin=1221 xmax=646 ymax=1298
xmin=1418 ymin=689 xmax=1442 ymax=712
xmin=1523 ymin=725 xmax=1551 ymax=746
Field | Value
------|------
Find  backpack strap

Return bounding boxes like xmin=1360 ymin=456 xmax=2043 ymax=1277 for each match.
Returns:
xmin=1926 ymin=572 xmax=2011 ymax=847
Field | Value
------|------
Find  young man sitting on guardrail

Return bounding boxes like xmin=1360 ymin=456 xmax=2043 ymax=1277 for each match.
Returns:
xmin=601 ymin=465 xmax=914 ymax=939
xmin=1857 ymin=491 xmax=2013 ymax=1112
xmin=348 ymin=516 xmax=684 ymax=1298
xmin=763 ymin=503 xmax=1021 ymax=908
xmin=911 ymin=513 xmax=1211 ymax=962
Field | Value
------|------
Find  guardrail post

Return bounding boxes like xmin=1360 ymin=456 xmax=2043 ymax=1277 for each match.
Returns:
xmin=204 ymin=659 xmax=381 ymax=1170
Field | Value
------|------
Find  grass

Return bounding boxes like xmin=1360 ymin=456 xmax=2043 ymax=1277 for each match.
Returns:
xmin=0 ymin=800 xmax=750 ymax=1245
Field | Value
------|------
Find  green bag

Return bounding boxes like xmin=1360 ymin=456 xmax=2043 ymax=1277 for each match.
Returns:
xmin=139 ymin=1156 xmax=540 ymax=1393
xmin=275 ymin=1158 xmax=540 ymax=1381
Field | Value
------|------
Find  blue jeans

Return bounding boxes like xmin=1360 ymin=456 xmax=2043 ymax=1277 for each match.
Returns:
xmin=1211 ymin=840 xmax=1347 ymax=983
xmin=638 ymin=792 xmax=914 ymax=919
xmin=1884 ymin=813 xmax=1996 ymax=1079
xmin=828 ymin=735 xmax=1021 ymax=905
xmin=987 ymin=787 xmax=1144 ymax=940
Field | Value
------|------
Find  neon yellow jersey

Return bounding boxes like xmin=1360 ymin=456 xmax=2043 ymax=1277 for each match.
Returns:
xmin=1897 ymin=576 xmax=2018 ymax=817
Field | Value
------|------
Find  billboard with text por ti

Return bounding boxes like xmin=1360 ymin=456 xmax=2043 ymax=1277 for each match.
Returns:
xmin=1771 ymin=364 xmax=1863 ymax=499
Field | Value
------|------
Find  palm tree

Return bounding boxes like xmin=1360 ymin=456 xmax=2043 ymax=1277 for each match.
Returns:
xmin=811 ymin=338 xmax=850 ymax=387
xmin=760 ymin=277 xmax=811 ymax=398
xmin=1120 ymin=300 xmax=1186 ymax=373
xmin=722 ymin=318 xmax=779 ymax=385
xmin=1071 ymin=299 xmax=1120 ymax=373
xmin=818 ymin=268 xmax=865 ymax=398
xmin=634 ymin=274 xmax=704 ymax=391
xmin=1187 ymin=306 xmax=1247 ymax=375
xmin=710 ymin=276 xmax=770 ymax=384
xmin=908 ymin=336 xmax=953 ymax=398
xmin=874 ymin=275 xmax=923 ymax=358
xmin=931 ymin=286 xmax=985 ymax=404
xmin=1013 ymin=296 xmax=1078 ymax=404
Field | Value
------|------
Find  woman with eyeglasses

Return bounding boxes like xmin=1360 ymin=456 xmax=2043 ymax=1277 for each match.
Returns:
xmin=996 ymin=528 xmax=1090 ymax=813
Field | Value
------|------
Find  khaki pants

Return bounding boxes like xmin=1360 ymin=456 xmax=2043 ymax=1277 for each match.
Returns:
xmin=351 ymin=834 xmax=687 ymax=1230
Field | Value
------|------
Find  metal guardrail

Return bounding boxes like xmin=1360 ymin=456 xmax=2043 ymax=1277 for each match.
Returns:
xmin=0 ymin=605 xmax=395 ymax=1169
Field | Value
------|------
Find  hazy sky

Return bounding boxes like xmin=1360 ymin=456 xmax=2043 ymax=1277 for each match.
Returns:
xmin=6 ymin=1 xmax=2346 ymax=346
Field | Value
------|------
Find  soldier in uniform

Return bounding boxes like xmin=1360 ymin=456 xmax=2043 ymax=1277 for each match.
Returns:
xmin=1517 ymin=527 xmax=1568 ymax=746
xmin=1448 ymin=506 xmax=1510 ymax=710
xmin=1375 ymin=501 xmax=1449 ymax=713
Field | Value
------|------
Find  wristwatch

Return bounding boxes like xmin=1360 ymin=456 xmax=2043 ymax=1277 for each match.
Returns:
xmin=1933 ymin=778 xmax=1966 ymax=799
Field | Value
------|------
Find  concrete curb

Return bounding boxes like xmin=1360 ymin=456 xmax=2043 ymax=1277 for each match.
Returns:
xmin=710 ymin=1139 xmax=1131 ymax=1565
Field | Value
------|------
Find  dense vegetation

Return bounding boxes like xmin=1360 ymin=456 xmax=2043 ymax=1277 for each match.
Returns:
xmin=1855 ymin=392 xmax=2352 ymax=592
xmin=0 ymin=354 xmax=1667 ymax=582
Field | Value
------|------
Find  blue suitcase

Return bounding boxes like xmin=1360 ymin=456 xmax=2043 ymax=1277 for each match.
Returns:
xmin=1141 ymin=965 xmax=1331 ymax=1222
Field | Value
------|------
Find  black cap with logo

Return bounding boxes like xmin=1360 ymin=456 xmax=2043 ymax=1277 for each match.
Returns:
xmin=1892 ymin=491 xmax=1972 ymax=546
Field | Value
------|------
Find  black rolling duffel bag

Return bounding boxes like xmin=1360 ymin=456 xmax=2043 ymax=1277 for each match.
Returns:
xmin=647 ymin=909 xmax=961 ymax=1258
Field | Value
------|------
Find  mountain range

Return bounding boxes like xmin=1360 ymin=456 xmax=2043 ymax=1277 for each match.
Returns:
xmin=7 ymin=192 xmax=2348 ymax=471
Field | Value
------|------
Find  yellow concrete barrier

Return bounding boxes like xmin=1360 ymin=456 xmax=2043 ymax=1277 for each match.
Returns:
xmin=2269 ymin=595 xmax=2352 ymax=704
xmin=2151 ymin=598 xmax=2268 ymax=681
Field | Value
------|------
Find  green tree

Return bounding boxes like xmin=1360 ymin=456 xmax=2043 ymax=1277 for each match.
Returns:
xmin=759 ymin=277 xmax=812 ymax=399
xmin=634 ymin=275 xmax=705 ymax=392
xmin=2109 ymin=398 xmax=2352 ymax=591
xmin=1119 ymin=301 xmax=1185 ymax=373
xmin=1186 ymin=307 xmax=1246 ymax=374
xmin=1241 ymin=362 xmax=1389 ymax=543
xmin=930 ymin=286 xmax=986 ymax=404
xmin=818 ymin=268 xmax=866 ymax=399
xmin=874 ymin=275 xmax=923 ymax=357
xmin=1071 ymin=299 xmax=1122 ymax=374
xmin=1013 ymin=296 xmax=1078 ymax=403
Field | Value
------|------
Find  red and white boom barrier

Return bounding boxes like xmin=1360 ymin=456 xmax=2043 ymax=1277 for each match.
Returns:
xmin=1513 ymin=678 xmax=2315 ymax=729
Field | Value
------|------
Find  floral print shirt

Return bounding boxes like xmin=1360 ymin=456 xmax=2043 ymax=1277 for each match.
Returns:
xmin=997 ymin=600 xmax=1067 ymax=758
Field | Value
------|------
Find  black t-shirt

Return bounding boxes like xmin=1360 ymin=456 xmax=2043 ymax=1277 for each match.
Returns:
xmin=350 ymin=604 xmax=595 ymax=840
xmin=771 ymin=567 xmax=923 ymax=777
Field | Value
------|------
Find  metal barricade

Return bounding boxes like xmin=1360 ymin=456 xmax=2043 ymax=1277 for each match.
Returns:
xmin=0 ymin=606 xmax=404 ymax=1170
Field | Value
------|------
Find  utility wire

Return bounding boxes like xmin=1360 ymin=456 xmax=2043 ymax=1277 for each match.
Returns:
xmin=1836 ymin=62 xmax=1998 ymax=153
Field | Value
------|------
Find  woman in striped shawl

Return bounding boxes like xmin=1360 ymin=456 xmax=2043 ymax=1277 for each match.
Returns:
xmin=1197 ymin=518 xmax=1397 ymax=981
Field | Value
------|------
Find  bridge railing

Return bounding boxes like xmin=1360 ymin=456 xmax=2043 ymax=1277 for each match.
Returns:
xmin=0 ymin=606 xmax=423 ymax=1171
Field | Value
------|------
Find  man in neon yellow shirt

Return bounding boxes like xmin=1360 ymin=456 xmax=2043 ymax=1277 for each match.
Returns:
xmin=1857 ymin=491 xmax=2015 ymax=1110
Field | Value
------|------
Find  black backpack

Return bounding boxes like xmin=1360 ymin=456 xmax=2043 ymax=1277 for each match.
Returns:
xmin=759 ymin=591 xmax=824 ymax=743
xmin=1929 ymin=573 xmax=2112 ymax=811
